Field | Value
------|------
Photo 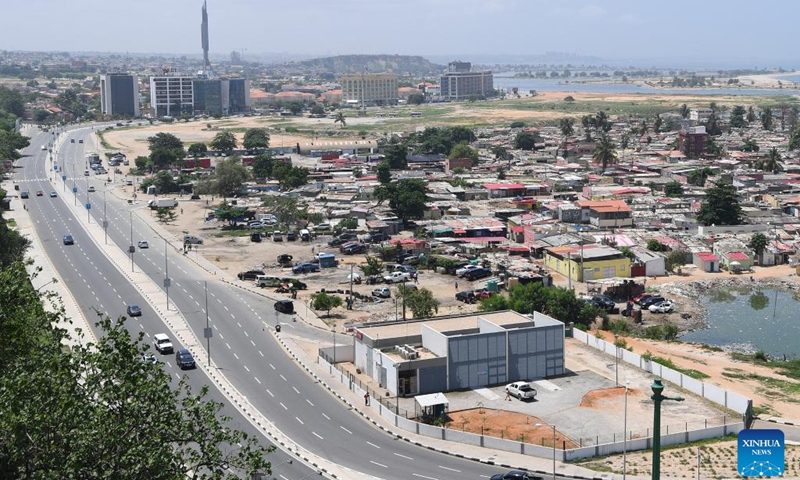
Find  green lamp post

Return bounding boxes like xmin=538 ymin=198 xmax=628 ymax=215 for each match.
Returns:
xmin=651 ymin=378 xmax=684 ymax=480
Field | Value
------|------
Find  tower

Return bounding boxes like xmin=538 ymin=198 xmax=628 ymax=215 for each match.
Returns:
xmin=201 ymin=0 xmax=210 ymax=73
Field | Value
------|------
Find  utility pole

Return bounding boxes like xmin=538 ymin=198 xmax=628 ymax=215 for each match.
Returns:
xmin=205 ymin=281 xmax=211 ymax=367
xmin=129 ymin=211 xmax=134 ymax=272
xmin=164 ymin=239 xmax=171 ymax=310
xmin=349 ymin=264 xmax=354 ymax=311
xmin=103 ymin=190 xmax=108 ymax=244
xmin=651 ymin=378 xmax=684 ymax=480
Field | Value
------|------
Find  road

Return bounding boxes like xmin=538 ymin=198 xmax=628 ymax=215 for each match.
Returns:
xmin=18 ymin=125 xmax=530 ymax=480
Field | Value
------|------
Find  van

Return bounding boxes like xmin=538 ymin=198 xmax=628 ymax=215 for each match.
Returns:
xmin=255 ymin=275 xmax=282 ymax=288
xmin=300 ymin=229 xmax=311 ymax=242
xmin=183 ymin=235 xmax=204 ymax=245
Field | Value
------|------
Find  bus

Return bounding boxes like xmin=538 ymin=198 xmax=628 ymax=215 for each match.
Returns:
xmin=409 ymin=111 xmax=422 ymax=118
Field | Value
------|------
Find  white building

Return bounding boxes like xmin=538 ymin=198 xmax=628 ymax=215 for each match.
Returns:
xmin=149 ymin=76 xmax=195 ymax=117
xmin=341 ymin=73 xmax=398 ymax=107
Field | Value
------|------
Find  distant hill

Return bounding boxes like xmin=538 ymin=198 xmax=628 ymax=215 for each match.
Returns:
xmin=282 ymin=55 xmax=444 ymax=77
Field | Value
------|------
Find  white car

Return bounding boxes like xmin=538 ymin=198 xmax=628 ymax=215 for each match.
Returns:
xmin=372 ymin=287 xmax=391 ymax=298
xmin=87 ymin=185 xmax=96 ymax=193
xmin=505 ymin=382 xmax=537 ymax=400
xmin=137 ymin=240 xmax=149 ymax=249
xmin=649 ymin=301 xmax=674 ymax=313
xmin=456 ymin=264 xmax=481 ymax=277
xmin=383 ymin=271 xmax=410 ymax=284
xmin=153 ymin=333 xmax=174 ymax=354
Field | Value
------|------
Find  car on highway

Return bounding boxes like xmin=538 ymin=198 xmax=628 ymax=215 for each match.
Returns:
xmin=87 ymin=185 xmax=96 ymax=193
xmin=175 ymin=349 xmax=196 ymax=369
xmin=505 ymin=382 xmax=537 ymax=401
xmin=292 ymin=263 xmax=320 ymax=274
xmin=78 ymin=139 xmax=83 ymax=143
xmin=463 ymin=267 xmax=492 ymax=281
xmin=372 ymin=287 xmax=391 ymax=298
xmin=20 ymin=191 xmax=29 ymax=199
xmin=238 ymin=269 xmax=265 ymax=281
xmin=490 ymin=471 xmax=542 ymax=480
xmin=41 ymin=145 xmax=47 ymax=150
xmin=274 ymin=299 xmax=294 ymax=314
xmin=126 ymin=304 xmax=142 ymax=317
xmin=137 ymin=240 xmax=149 ymax=249
xmin=63 ymin=234 xmax=74 ymax=245
xmin=153 ymin=333 xmax=174 ymax=354
xmin=36 ymin=190 xmax=43 ymax=196
xmin=70 ymin=139 xmax=75 ymax=143
xmin=141 ymin=353 xmax=159 ymax=365
xmin=49 ymin=191 xmax=57 ymax=198
xmin=649 ymin=301 xmax=675 ymax=313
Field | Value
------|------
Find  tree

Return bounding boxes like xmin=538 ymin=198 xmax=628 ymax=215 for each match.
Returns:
xmin=653 ymin=115 xmax=663 ymax=133
xmin=213 ymin=156 xmax=249 ymax=197
xmin=312 ymin=291 xmax=343 ymax=317
xmin=310 ymin=105 xmax=325 ymax=116
xmin=490 ymin=146 xmax=508 ymax=159
xmin=210 ymin=131 xmax=237 ymax=152
xmin=696 ymin=182 xmax=742 ymax=226
xmin=384 ymin=143 xmax=408 ymax=170
xmin=647 ymin=239 xmax=666 ymax=252
xmin=34 ymin=109 xmax=51 ymax=122
xmin=272 ymin=162 xmax=309 ymax=190
xmin=748 ymin=232 xmax=769 ymax=265
xmin=740 ymin=139 xmax=759 ymax=152
xmin=398 ymin=287 xmax=439 ymax=319
xmin=149 ymin=148 xmax=179 ymax=172
xmin=155 ymin=207 xmax=177 ymax=224
xmin=593 ymin=134 xmax=617 ymax=172
xmin=563 ymin=96 xmax=575 ymax=103
xmin=757 ymin=147 xmax=783 ymax=174
xmin=509 ymin=121 xmax=526 ymax=129
xmin=288 ymin=102 xmax=303 ymax=115
xmin=747 ymin=105 xmax=757 ymax=123
xmin=148 ymin=132 xmax=184 ymax=153
xmin=214 ymin=201 xmax=250 ymax=226
xmin=242 ymin=128 xmax=270 ymax=151
xmin=687 ymin=167 xmax=714 ymax=186
xmin=449 ymin=142 xmax=478 ymax=166
xmin=730 ymin=105 xmax=747 ymax=128
xmin=705 ymin=113 xmax=722 ymax=136
xmin=679 ymin=103 xmax=690 ymax=119
xmin=376 ymin=161 xmax=392 ymax=184
xmin=791 ymin=124 xmax=800 ymax=151
xmin=375 ymin=178 xmax=428 ymax=224
xmin=360 ymin=255 xmax=384 ymax=277
xmin=664 ymin=181 xmax=684 ymax=197
xmin=334 ymin=112 xmax=346 ymax=128
xmin=337 ymin=217 xmax=357 ymax=231
xmin=559 ymin=118 xmax=575 ymax=137
xmin=188 ymin=142 xmax=208 ymax=157
xmin=750 ymin=291 xmax=769 ymax=311
xmin=0 ymin=191 xmax=30 ymax=268
xmin=251 ymin=153 xmax=275 ymax=181
xmin=761 ymin=106 xmax=774 ymax=131
xmin=514 ymin=131 xmax=539 ymax=150
xmin=152 ymin=170 xmax=179 ymax=193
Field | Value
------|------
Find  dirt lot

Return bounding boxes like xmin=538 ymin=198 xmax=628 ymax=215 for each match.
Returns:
xmin=446 ymin=408 xmax=579 ymax=448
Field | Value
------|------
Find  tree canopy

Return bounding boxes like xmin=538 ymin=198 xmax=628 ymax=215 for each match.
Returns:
xmin=696 ymin=182 xmax=742 ymax=226
xmin=272 ymin=162 xmax=309 ymax=190
xmin=312 ymin=292 xmax=343 ymax=317
xmin=593 ymin=134 xmax=617 ymax=172
xmin=251 ymin=153 xmax=274 ymax=181
xmin=147 ymin=133 xmax=185 ymax=172
xmin=242 ymin=128 xmax=270 ymax=151
xmin=375 ymin=178 xmax=428 ymax=224
xmin=664 ymin=181 xmax=684 ymax=197
xmin=188 ymin=142 xmax=208 ymax=157
xmin=376 ymin=161 xmax=392 ymax=184
xmin=397 ymin=286 xmax=439 ymax=319
xmin=415 ymin=127 xmax=475 ymax=155
xmin=514 ymin=131 xmax=540 ymax=150
xmin=210 ymin=131 xmax=237 ymax=152
xmin=211 ymin=156 xmax=249 ymax=197
xmin=448 ymin=142 xmax=478 ymax=166
xmin=383 ymin=143 xmax=408 ymax=170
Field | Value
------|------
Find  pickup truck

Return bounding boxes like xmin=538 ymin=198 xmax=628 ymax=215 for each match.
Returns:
xmin=383 ymin=271 xmax=411 ymax=284
xmin=505 ymin=382 xmax=537 ymax=401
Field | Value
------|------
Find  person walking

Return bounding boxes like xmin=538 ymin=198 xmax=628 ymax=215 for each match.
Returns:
xmin=364 ymin=392 xmax=370 ymax=406
xmin=454 ymin=281 xmax=458 ymax=291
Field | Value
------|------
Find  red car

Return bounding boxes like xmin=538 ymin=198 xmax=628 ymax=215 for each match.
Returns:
xmin=633 ymin=293 xmax=653 ymax=305
xmin=36 ymin=190 xmax=43 ymax=196
xmin=473 ymin=288 xmax=496 ymax=300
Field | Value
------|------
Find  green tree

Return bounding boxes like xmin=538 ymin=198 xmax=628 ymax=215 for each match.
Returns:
xmin=559 ymin=118 xmax=575 ymax=137
xmin=679 ymin=103 xmax=690 ymax=119
xmin=312 ymin=291 xmax=343 ymax=317
xmin=242 ymin=128 xmax=270 ymax=151
xmin=653 ymin=115 xmax=663 ymax=133
xmin=696 ymin=182 xmax=742 ymax=226
xmin=514 ymin=131 xmax=539 ymax=150
xmin=375 ymin=178 xmax=428 ymax=224
xmin=748 ymin=232 xmax=769 ymax=265
xmin=251 ymin=153 xmax=275 ymax=181
xmin=147 ymin=133 xmax=185 ymax=171
xmin=0 ymin=191 xmax=30 ymax=268
xmin=749 ymin=291 xmax=769 ymax=311
xmin=210 ymin=131 xmax=237 ymax=152
xmin=510 ymin=121 xmax=526 ymax=128
xmin=407 ymin=93 xmax=425 ymax=105
xmin=288 ymin=102 xmax=304 ymax=115
xmin=272 ymin=162 xmax=309 ymax=190
xmin=687 ymin=167 xmax=714 ymax=186
xmin=152 ymin=170 xmax=179 ymax=193
xmin=384 ymin=143 xmax=408 ymax=170
xmin=376 ymin=161 xmax=392 ymax=184
xmin=188 ymin=142 xmax=207 ymax=157
xmin=398 ymin=287 xmax=439 ymax=319
xmin=149 ymin=148 xmax=179 ymax=172
xmin=790 ymin=124 xmax=800 ymax=150
xmin=310 ymin=105 xmax=325 ymax=116
xmin=757 ymin=147 xmax=783 ymax=174
xmin=491 ymin=146 xmax=508 ymax=159
xmin=214 ymin=201 xmax=250 ymax=226
xmin=761 ymin=106 xmax=774 ymax=130
xmin=147 ymin=132 xmax=184 ymax=153
xmin=664 ymin=181 xmax=684 ymax=197
xmin=593 ymin=134 xmax=617 ymax=172
xmin=360 ymin=255 xmax=384 ymax=277
xmin=337 ymin=217 xmax=357 ymax=231
xmin=213 ymin=156 xmax=249 ymax=197
xmin=705 ymin=113 xmax=722 ymax=136
xmin=747 ymin=105 xmax=757 ymax=123
xmin=730 ymin=105 xmax=747 ymax=128
xmin=740 ymin=139 xmax=759 ymax=152
xmin=449 ymin=142 xmax=478 ymax=166
xmin=334 ymin=112 xmax=346 ymax=128
xmin=647 ymin=239 xmax=666 ymax=252
xmin=34 ymin=109 xmax=51 ymax=122
xmin=155 ymin=207 xmax=177 ymax=224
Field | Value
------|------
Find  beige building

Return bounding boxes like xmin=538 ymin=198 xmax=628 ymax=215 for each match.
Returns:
xmin=341 ymin=73 xmax=398 ymax=106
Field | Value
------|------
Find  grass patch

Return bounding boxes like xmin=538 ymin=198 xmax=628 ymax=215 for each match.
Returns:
xmin=569 ymin=434 xmax=738 ymax=466
xmin=95 ymin=130 xmax=115 ymax=150
xmin=752 ymin=404 xmax=777 ymax=417
xmin=6 ymin=218 xmax=17 ymax=227
xmin=722 ymin=370 xmax=800 ymax=399
xmin=650 ymin=356 xmax=710 ymax=380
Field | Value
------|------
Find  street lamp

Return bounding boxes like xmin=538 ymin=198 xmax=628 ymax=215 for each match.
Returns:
xmin=651 ymin=378 xmax=684 ymax=480
xmin=536 ymin=423 xmax=557 ymax=480
xmin=623 ymin=381 xmax=629 ymax=480
xmin=614 ymin=333 xmax=620 ymax=386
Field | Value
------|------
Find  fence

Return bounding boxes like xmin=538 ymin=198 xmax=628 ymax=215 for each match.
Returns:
xmin=317 ymin=354 xmax=744 ymax=460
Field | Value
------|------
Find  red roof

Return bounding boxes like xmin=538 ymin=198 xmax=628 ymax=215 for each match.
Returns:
xmin=696 ymin=252 xmax=719 ymax=262
xmin=459 ymin=237 xmax=508 ymax=243
xmin=726 ymin=251 xmax=750 ymax=261
xmin=484 ymin=183 xmax=525 ymax=190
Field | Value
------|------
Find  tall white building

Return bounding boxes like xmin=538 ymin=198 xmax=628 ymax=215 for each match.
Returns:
xmin=149 ymin=76 xmax=195 ymax=117
xmin=100 ymin=74 xmax=140 ymax=117
xmin=341 ymin=73 xmax=398 ymax=107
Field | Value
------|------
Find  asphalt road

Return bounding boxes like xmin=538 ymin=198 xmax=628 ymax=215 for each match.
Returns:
xmin=19 ymin=125 xmax=543 ymax=480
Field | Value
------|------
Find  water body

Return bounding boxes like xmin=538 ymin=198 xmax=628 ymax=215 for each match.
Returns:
xmin=493 ymin=73 xmax=800 ymax=96
xmin=680 ymin=288 xmax=800 ymax=357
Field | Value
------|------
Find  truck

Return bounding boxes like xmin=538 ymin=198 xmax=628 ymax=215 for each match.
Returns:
xmin=148 ymin=198 xmax=178 ymax=209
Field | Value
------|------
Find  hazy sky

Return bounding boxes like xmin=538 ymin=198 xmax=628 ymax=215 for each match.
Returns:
xmin=3 ymin=0 xmax=799 ymax=67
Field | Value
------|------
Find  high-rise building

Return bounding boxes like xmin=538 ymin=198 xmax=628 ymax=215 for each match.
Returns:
xmin=192 ymin=78 xmax=222 ymax=115
xmin=230 ymin=50 xmax=241 ymax=64
xmin=149 ymin=76 xmax=194 ymax=117
xmin=341 ymin=73 xmax=398 ymax=107
xmin=227 ymin=78 xmax=250 ymax=113
xmin=201 ymin=0 xmax=210 ymax=74
xmin=440 ymin=61 xmax=493 ymax=101
xmin=100 ymin=74 xmax=140 ymax=117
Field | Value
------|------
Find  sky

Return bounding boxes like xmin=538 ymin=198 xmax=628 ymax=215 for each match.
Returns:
xmin=3 ymin=0 xmax=799 ymax=68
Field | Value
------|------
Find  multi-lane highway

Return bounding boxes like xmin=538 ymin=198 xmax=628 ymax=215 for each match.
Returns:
xmin=17 ymin=125 xmax=524 ymax=480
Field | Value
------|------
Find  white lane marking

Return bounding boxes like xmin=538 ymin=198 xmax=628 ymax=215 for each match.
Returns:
xmin=394 ymin=453 xmax=413 ymax=460
xmin=370 ymin=461 xmax=387 ymax=468
xmin=233 ymin=353 xmax=240 ymax=360
xmin=243 ymin=364 xmax=249 ymax=372
xmin=237 ymin=321 xmax=242 ymax=328
xmin=306 ymin=399 xmax=314 ymax=406
xmin=295 ymin=417 xmax=304 ymax=425
xmin=280 ymin=374 xmax=287 ymax=381
xmin=219 ymin=333 xmax=224 ymax=340
xmin=340 ymin=426 xmax=352 ymax=434
xmin=269 ymin=363 xmax=275 ymax=369
xmin=322 ymin=413 xmax=330 ymax=420
xmin=438 ymin=466 xmax=460 ymax=473
xmin=254 ymin=377 xmax=261 ymax=384
xmin=266 ymin=389 xmax=274 ymax=397
xmin=366 ymin=441 xmax=380 ymax=449
xmin=412 ymin=474 xmax=437 ymax=480
xmin=312 ymin=432 xmax=323 ymax=440
xmin=224 ymin=305 xmax=229 ymax=311
xmin=292 ymin=386 xmax=299 ymax=394
xmin=259 ymin=350 xmax=264 ymax=357
xmin=280 ymin=402 xmax=287 ymax=410
xmin=250 ymin=340 xmax=256 ymax=346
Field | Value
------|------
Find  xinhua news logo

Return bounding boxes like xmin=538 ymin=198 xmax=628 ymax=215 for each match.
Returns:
xmin=738 ymin=429 xmax=784 ymax=477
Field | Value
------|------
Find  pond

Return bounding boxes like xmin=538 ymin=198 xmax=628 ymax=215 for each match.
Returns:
xmin=680 ymin=287 xmax=800 ymax=358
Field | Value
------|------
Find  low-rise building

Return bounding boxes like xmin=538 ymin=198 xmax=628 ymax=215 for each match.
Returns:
xmin=543 ymin=244 xmax=631 ymax=281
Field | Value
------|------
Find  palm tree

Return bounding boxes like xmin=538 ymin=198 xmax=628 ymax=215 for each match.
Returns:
xmin=594 ymin=134 xmax=618 ymax=172
xmin=334 ymin=112 xmax=346 ymax=129
xmin=761 ymin=107 xmax=773 ymax=130
xmin=680 ymin=104 xmax=690 ymax=119
xmin=559 ymin=118 xmax=575 ymax=137
xmin=760 ymin=147 xmax=783 ymax=173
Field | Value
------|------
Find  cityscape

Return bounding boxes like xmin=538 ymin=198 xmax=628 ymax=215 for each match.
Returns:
xmin=2 ymin=1 xmax=800 ymax=479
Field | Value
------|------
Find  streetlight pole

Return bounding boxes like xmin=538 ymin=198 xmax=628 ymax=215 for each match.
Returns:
xmin=623 ymin=381 xmax=629 ymax=480
xmin=103 ymin=190 xmax=108 ymax=244
xmin=651 ymin=378 xmax=684 ymax=480
xmin=205 ymin=281 xmax=211 ymax=367
xmin=536 ymin=423 xmax=557 ymax=480
xmin=614 ymin=333 xmax=620 ymax=387
xmin=129 ymin=211 xmax=134 ymax=272
xmin=164 ymin=239 xmax=171 ymax=310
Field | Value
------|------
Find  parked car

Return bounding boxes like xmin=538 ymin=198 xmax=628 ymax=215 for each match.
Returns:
xmin=463 ymin=267 xmax=491 ymax=281
xmin=238 ymin=269 xmax=265 ymax=281
xmin=473 ymin=288 xmax=495 ymax=300
xmin=396 ymin=253 xmax=420 ymax=265
xmin=591 ymin=295 xmax=616 ymax=312
xmin=272 ymin=231 xmax=283 ymax=242
xmin=394 ymin=265 xmax=417 ymax=274
xmin=372 ymin=287 xmax=391 ymax=298
xmin=505 ymin=382 xmax=537 ymax=400
xmin=314 ymin=223 xmax=332 ymax=231
xmin=366 ymin=232 xmax=389 ymax=243
xmin=455 ymin=290 xmax=476 ymax=303
xmin=248 ymin=221 xmax=264 ymax=229
xmin=274 ymin=299 xmax=294 ymax=314
xmin=63 ymin=234 xmax=74 ymax=245
xmin=640 ymin=296 xmax=666 ymax=308
xmin=384 ymin=271 xmax=410 ymax=284
xmin=153 ymin=333 xmax=174 ymax=354
xmin=456 ymin=264 xmax=481 ymax=277
xmin=633 ymin=293 xmax=653 ymax=305
xmin=292 ymin=262 xmax=320 ymax=274
xmin=342 ymin=243 xmax=366 ymax=255
xmin=126 ymin=304 xmax=142 ymax=317
xmin=286 ymin=230 xmax=297 ymax=241
xmin=175 ymin=349 xmax=196 ymax=369
xmin=329 ymin=233 xmax=358 ymax=247
xmin=649 ymin=301 xmax=675 ymax=313
xmin=490 ymin=471 xmax=542 ymax=480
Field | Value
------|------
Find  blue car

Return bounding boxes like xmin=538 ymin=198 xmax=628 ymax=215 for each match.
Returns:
xmin=63 ymin=234 xmax=74 ymax=245
xmin=292 ymin=262 xmax=320 ymax=274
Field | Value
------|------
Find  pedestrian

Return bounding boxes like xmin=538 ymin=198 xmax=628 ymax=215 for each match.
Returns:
xmin=364 ymin=392 xmax=370 ymax=406
xmin=454 ymin=281 xmax=458 ymax=291
xmin=180 ymin=208 xmax=184 ymax=215
xmin=311 ymin=245 xmax=316 ymax=254
xmin=414 ymin=273 xmax=419 ymax=284
xmin=505 ymin=390 xmax=511 ymax=401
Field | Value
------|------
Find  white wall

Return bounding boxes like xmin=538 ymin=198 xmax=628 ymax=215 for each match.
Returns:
xmin=421 ymin=324 xmax=448 ymax=357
